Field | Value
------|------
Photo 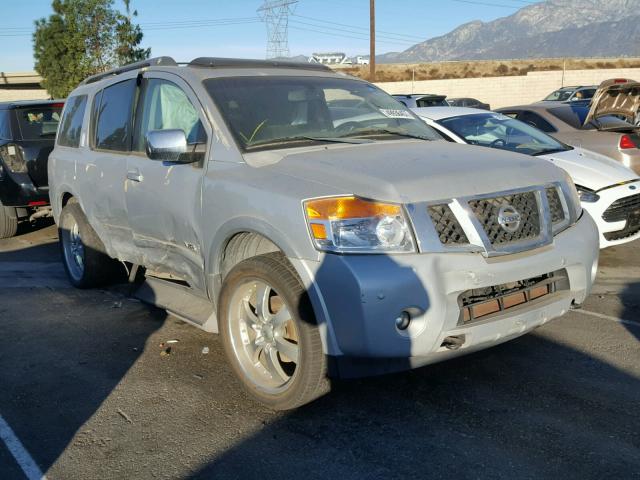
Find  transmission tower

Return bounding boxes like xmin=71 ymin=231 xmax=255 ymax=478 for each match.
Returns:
xmin=257 ymin=0 xmax=298 ymax=59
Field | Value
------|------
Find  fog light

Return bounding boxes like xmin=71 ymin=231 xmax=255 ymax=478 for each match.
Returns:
xmin=395 ymin=311 xmax=411 ymax=330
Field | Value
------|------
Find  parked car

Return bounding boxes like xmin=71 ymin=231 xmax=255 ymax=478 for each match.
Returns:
xmin=0 ymin=100 xmax=64 ymax=238
xmin=541 ymin=85 xmax=597 ymax=103
xmin=497 ymin=102 xmax=640 ymax=174
xmin=49 ymin=56 xmax=598 ymax=409
xmin=447 ymin=97 xmax=490 ymax=110
xmin=392 ymin=93 xmax=448 ymax=108
xmin=414 ymin=107 xmax=640 ymax=248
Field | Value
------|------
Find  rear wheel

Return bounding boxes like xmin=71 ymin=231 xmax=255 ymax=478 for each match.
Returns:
xmin=0 ymin=200 xmax=18 ymax=239
xmin=59 ymin=203 xmax=124 ymax=288
xmin=218 ymin=253 xmax=329 ymax=410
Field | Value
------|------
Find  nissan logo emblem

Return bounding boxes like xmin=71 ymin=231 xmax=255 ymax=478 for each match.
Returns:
xmin=498 ymin=204 xmax=522 ymax=233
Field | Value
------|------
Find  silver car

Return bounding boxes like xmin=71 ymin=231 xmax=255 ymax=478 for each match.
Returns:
xmin=498 ymin=80 xmax=640 ymax=174
xmin=48 ymin=56 xmax=599 ymax=409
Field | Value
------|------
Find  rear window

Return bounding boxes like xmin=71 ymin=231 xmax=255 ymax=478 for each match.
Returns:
xmin=94 ymin=79 xmax=136 ymax=152
xmin=58 ymin=96 xmax=87 ymax=148
xmin=548 ymin=105 xmax=636 ymax=131
xmin=15 ymin=104 xmax=63 ymax=140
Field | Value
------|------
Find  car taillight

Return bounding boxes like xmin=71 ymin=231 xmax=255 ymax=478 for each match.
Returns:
xmin=0 ymin=144 xmax=27 ymax=173
xmin=619 ymin=134 xmax=637 ymax=150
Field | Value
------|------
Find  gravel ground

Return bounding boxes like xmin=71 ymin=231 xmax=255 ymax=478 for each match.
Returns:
xmin=0 ymin=222 xmax=638 ymax=480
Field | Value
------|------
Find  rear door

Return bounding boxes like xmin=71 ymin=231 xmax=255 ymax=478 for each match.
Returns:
xmin=125 ymin=72 xmax=210 ymax=291
xmin=12 ymin=103 xmax=63 ymax=188
xmin=81 ymin=79 xmax=138 ymax=257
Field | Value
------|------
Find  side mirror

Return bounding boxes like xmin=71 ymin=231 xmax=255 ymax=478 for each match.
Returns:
xmin=145 ymin=129 xmax=187 ymax=162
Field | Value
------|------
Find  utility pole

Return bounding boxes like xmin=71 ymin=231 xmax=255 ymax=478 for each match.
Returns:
xmin=370 ymin=0 xmax=375 ymax=81
xmin=257 ymin=0 xmax=298 ymax=59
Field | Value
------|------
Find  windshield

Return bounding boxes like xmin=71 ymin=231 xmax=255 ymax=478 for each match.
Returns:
xmin=15 ymin=104 xmax=63 ymax=140
xmin=544 ymin=88 xmax=574 ymax=101
xmin=204 ymin=76 xmax=440 ymax=151
xmin=438 ymin=112 xmax=569 ymax=156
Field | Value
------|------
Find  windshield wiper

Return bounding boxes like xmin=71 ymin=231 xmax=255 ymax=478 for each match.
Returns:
xmin=246 ymin=135 xmax=372 ymax=149
xmin=531 ymin=147 xmax=568 ymax=156
xmin=341 ymin=128 xmax=432 ymax=141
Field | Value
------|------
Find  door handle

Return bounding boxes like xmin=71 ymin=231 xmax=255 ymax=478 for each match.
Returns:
xmin=127 ymin=169 xmax=143 ymax=182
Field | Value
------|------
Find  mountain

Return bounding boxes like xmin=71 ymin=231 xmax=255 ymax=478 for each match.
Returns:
xmin=378 ymin=0 xmax=640 ymax=63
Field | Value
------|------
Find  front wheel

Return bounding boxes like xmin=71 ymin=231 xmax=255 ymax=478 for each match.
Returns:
xmin=59 ymin=202 xmax=124 ymax=288
xmin=218 ymin=253 xmax=330 ymax=410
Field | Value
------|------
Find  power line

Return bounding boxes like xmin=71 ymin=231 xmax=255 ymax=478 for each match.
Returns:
xmin=289 ymin=19 xmax=415 ymax=45
xmin=291 ymin=14 xmax=425 ymax=41
xmin=257 ymin=0 xmax=298 ymax=58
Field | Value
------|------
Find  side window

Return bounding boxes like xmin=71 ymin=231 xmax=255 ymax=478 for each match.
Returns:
xmin=57 ymin=95 xmax=87 ymax=148
xmin=0 ymin=111 xmax=11 ymax=140
xmin=94 ymin=79 xmax=136 ymax=152
xmin=516 ymin=111 xmax=556 ymax=133
xmin=134 ymin=78 xmax=206 ymax=153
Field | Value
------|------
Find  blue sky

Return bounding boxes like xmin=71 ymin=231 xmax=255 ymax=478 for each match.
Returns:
xmin=1 ymin=0 xmax=536 ymax=72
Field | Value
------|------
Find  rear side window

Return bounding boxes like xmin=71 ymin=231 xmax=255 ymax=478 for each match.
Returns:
xmin=0 ymin=111 xmax=10 ymax=140
xmin=516 ymin=111 xmax=556 ymax=133
xmin=15 ymin=104 xmax=63 ymax=140
xmin=94 ymin=79 xmax=136 ymax=152
xmin=58 ymin=96 xmax=87 ymax=148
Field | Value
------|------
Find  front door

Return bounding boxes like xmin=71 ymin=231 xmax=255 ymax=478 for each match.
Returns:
xmin=125 ymin=73 xmax=210 ymax=291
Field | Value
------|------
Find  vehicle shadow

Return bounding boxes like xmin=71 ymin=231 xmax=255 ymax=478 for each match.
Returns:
xmin=188 ymin=326 xmax=640 ymax=480
xmin=0 ymin=241 xmax=168 ymax=476
xmin=621 ymin=281 xmax=640 ymax=342
xmin=187 ymin=253 xmax=640 ymax=480
xmin=15 ymin=216 xmax=55 ymax=237
xmin=1 ymin=242 xmax=639 ymax=479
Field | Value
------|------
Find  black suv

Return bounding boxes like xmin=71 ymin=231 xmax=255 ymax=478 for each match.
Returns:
xmin=0 ymin=100 xmax=63 ymax=238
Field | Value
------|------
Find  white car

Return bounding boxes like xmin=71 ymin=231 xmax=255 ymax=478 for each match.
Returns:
xmin=414 ymin=107 xmax=640 ymax=249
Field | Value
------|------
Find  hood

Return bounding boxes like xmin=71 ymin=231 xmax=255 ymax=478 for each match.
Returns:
xmin=244 ymin=140 xmax=567 ymax=204
xmin=540 ymin=147 xmax=638 ymax=191
xmin=584 ymin=78 xmax=640 ymax=126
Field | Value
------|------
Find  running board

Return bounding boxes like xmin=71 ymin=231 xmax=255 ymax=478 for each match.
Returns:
xmin=133 ymin=276 xmax=218 ymax=333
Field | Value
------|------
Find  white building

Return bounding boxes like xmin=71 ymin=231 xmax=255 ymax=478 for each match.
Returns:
xmin=309 ymin=52 xmax=350 ymax=65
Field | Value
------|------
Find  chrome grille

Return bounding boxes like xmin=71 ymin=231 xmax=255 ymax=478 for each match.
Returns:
xmin=546 ymin=187 xmax=565 ymax=224
xmin=428 ymin=204 xmax=469 ymax=245
xmin=467 ymin=191 xmax=541 ymax=246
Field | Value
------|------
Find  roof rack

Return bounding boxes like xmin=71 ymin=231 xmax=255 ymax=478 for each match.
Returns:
xmin=188 ymin=57 xmax=332 ymax=72
xmin=79 ymin=56 xmax=178 ymax=85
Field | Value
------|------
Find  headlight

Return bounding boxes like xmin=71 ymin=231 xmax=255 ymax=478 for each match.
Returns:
xmin=304 ymin=196 xmax=416 ymax=253
xmin=575 ymin=184 xmax=600 ymax=203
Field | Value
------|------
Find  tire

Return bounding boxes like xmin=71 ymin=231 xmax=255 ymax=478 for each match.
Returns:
xmin=0 ymin=200 xmax=18 ymax=239
xmin=218 ymin=253 xmax=330 ymax=410
xmin=58 ymin=202 xmax=124 ymax=288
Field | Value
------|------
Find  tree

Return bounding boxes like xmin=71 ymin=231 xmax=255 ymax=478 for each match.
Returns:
xmin=33 ymin=0 xmax=150 ymax=98
xmin=115 ymin=0 xmax=150 ymax=65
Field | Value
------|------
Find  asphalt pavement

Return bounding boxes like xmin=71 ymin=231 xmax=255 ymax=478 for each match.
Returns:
xmin=0 ymin=221 xmax=638 ymax=480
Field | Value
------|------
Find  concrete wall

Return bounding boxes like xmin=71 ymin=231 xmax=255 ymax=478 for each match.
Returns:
xmin=376 ymin=67 xmax=640 ymax=109
xmin=0 ymin=72 xmax=48 ymax=102
xmin=0 ymin=88 xmax=49 ymax=102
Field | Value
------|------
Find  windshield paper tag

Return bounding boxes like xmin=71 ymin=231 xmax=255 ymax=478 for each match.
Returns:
xmin=380 ymin=109 xmax=413 ymax=119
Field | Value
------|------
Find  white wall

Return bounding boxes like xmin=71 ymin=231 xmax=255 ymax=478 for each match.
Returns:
xmin=0 ymin=89 xmax=49 ymax=102
xmin=376 ymin=68 xmax=640 ymax=109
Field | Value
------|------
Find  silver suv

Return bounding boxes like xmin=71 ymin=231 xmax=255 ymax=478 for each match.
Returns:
xmin=49 ymin=57 xmax=599 ymax=409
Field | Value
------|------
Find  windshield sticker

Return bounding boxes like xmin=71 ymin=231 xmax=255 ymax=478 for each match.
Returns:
xmin=380 ymin=109 xmax=414 ymax=119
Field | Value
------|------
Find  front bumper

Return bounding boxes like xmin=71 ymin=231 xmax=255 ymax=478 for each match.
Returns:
xmin=582 ymin=180 xmax=640 ymax=248
xmin=296 ymin=213 xmax=599 ymax=377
